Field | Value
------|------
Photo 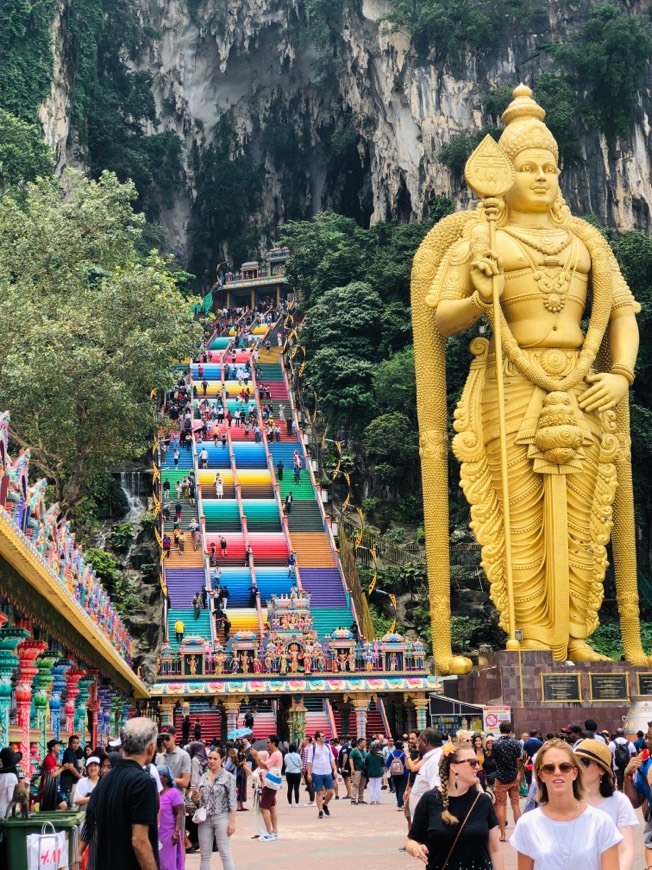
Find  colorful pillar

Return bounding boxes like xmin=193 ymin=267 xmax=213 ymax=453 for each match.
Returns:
xmin=75 ymin=676 xmax=95 ymax=742
xmin=34 ymin=653 xmax=58 ymax=763
xmin=350 ymin=694 xmax=371 ymax=740
xmin=65 ymin=668 xmax=86 ymax=735
xmin=50 ymin=660 xmax=71 ymax=741
xmin=88 ymin=677 xmax=101 ymax=748
xmin=16 ymin=639 xmax=47 ymax=777
xmin=159 ymin=699 xmax=175 ymax=731
xmin=111 ymin=694 xmax=123 ymax=737
xmin=0 ymin=623 xmax=29 ymax=748
xmin=412 ymin=696 xmax=429 ymax=732
xmin=288 ymin=696 xmax=306 ymax=745
xmin=222 ymin=696 xmax=245 ymax=736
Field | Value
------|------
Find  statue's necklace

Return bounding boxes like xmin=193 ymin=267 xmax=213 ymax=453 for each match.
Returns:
xmin=503 ymin=226 xmax=573 ymax=257
xmin=509 ymin=234 xmax=579 ymax=314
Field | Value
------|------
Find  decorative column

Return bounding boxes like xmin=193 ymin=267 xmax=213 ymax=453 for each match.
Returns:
xmin=159 ymin=698 xmax=175 ymax=730
xmin=88 ymin=675 xmax=101 ymax=747
xmin=222 ymin=696 xmax=246 ymax=736
xmin=50 ymin=660 xmax=71 ymax=741
xmin=349 ymin=694 xmax=371 ymax=740
xmin=34 ymin=652 xmax=58 ymax=763
xmin=0 ymin=623 xmax=29 ymax=748
xmin=64 ymin=668 xmax=85 ymax=735
xmin=75 ymin=676 xmax=95 ymax=742
xmin=16 ymin=639 xmax=47 ymax=777
xmin=98 ymin=688 xmax=114 ymax=745
xmin=121 ymin=700 xmax=130 ymax=730
xmin=110 ymin=694 xmax=123 ymax=737
xmin=288 ymin=696 xmax=307 ymax=745
xmin=412 ymin=696 xmax=430 ymax=733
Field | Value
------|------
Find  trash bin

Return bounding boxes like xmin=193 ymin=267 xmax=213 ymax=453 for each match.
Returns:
xmin=0 ymin=811 xmax=83 ymax=870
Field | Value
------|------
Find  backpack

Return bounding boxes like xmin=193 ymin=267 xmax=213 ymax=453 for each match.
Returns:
xmin=614 ymin=741 xmax=630 ymax=771
xmin=389 ymin=751 xmax=405 ymax=777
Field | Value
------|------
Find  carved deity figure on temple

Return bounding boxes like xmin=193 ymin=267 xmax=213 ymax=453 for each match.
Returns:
xmin=413 ymin=84 xmax=649 ymax=674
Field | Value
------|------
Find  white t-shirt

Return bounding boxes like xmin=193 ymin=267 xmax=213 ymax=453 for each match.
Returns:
xmin=592 ymin=791 xmax=639 ymax=829
xmin=73 ymin=776 xmax=98 ymax=810
xmin=408 ymin=746 xmax=442 ymax=816
xmin=510 ymin=803 xmax=622 ymax=869
xmin=0 ymin=772 xmax=18 ymax=818
xmin=309 ymin=743 xmax=334 ymax=775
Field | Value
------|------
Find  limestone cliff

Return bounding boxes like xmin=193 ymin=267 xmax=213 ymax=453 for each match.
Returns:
xmin=42 ymin=0 xmax=652 ymax=261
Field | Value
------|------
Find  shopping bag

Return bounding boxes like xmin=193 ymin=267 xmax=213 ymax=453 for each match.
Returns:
xmin=26 ymin=821 xmax=69 ymax=870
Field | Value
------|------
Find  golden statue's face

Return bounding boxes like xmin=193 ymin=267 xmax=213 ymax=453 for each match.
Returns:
xmin=504 ymin=148 xmax=560 ymax=214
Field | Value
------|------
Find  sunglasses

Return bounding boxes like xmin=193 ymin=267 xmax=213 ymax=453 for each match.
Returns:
xmin=540 ymin=762 xmax=576 ymax=774
xmin=452 ymin=758 xmax=479 ymax=768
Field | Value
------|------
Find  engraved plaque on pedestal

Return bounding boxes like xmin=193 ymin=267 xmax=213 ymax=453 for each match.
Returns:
xmin=541 ymin=673 xmax=581 ymax=702
xmin=589 ymin=673 xmax=629 ymax=702
xmin=637 ymin=674 xmax=652 ymax=696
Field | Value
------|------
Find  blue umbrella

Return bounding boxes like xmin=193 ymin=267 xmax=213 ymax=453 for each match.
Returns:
xmin=227 ymin=727 xmax=253 ymax=740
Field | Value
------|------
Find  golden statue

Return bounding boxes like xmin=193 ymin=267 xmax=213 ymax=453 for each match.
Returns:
xmin=412 ymin=84 xmax=648 ymax=674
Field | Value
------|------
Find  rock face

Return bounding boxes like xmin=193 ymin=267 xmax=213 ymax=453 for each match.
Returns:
xmin=45 ymin=0 xmax=652 ymax=254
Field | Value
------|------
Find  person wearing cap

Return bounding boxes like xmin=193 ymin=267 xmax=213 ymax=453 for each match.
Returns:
xmin=156 ymin=725 xmax=191 ymax=791
xmin=74 ymin=756 xmax=101 ymax=812
xmin=575 ymin=739 xmax=638 ymax=870
xmin=0 ymin=746 xmax=23 ymax=818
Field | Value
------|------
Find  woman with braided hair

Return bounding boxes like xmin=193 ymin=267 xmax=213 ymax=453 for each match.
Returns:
xmin=405 ymin=743 xmax=503 ymax=869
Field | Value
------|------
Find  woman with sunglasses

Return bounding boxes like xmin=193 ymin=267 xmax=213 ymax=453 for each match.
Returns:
xmin=575 ymin=739 xmax=638 ymax=870
xmin=405 ymin=742 xmax=504 ymax=869
xmin=510 ymin=739 xmax=621 ymax=869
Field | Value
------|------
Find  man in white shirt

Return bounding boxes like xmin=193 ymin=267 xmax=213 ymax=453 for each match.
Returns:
xmin=408 ymin=728 xmax=444 ymax=818
xmin=306 ymin=731 xmax=338 ymax=819
xmin=155 ymin=726 xmax=191 ymax=791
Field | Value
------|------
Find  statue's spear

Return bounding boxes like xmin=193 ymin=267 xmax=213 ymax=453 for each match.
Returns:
xmin=464 ymin=135 xmax=520 ymax=652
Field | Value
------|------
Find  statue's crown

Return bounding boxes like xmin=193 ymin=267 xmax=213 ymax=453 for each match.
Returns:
xmin=499 ymin=83 xmax=558 ymax=163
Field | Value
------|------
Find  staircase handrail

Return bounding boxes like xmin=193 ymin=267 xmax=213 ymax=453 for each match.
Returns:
xmin=190 ymin=372 xmax=215 ymax=645
xmin=377 ymin=697 xmax=393 ymax=739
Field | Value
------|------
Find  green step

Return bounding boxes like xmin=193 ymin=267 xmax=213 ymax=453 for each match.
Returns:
xmin=167 ymin=608 xmax=212 ymax=650
xmin=278 ymin=478 xmax=317 ymax=500
xmin=310 ymin=607 xmax=353 ymax=637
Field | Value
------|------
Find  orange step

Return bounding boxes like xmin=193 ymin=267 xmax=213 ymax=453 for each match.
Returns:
xmin=289 ymin=533 xmax=337 ymax=568
xmin=165 ymin=548 xmax=204 ymax=568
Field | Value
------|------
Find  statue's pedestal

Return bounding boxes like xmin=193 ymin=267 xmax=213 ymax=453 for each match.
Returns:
xmin=454 ymin=650 xmax=652 ymax=735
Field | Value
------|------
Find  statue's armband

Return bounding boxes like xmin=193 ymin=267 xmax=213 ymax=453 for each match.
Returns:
xmin=426 ymin=239 xmax=473 ymax=311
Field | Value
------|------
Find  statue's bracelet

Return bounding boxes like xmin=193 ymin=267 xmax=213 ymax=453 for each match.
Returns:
xmin=611 ymin=364 xmax=635 ymax=385
xmin=471 ymin=291 xmax=492 ymax=313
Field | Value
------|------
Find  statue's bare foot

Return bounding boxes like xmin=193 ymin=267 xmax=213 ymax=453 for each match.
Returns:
xmin=568 ymin=641 xmax=610 ymax=662
xmin=436 ymin=655 xmax=473 ymax=675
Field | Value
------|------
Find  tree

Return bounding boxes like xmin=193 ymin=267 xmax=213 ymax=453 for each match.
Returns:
xmin=0 ymin=169 xmax=201 ymax=513
xmin=363 ymin=412 xmax=418 ymax=466
xmin=0 ymin=109 xmax=54 ymax=189
xmin=373 ymin=347 xmax=416 ymax=415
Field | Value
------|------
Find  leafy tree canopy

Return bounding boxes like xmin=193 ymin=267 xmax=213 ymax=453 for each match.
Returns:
xmin=363 ymin=412 xmax=418 ymax=464
xmin=0 ymin=109 xmax=54 ymax=189
xmin=0 ymin=169 xmax=201 ymax=512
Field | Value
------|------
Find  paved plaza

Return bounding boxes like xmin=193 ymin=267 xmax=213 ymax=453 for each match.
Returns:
xmin=184 ymin=790 xmax=650 ymax=869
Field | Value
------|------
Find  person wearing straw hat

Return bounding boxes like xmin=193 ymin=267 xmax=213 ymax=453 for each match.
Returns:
xmin=575 ymin=739 xmax=638 ymax=870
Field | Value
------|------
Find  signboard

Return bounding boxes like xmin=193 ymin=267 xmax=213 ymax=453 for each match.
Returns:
xmin=638 ymin=673 xmax=652 ymax=696
xmin=589 ymin=673 xmax=629 ymax=702
xmin=541 ymin=673 xmax=581 ymax=702
xmin=483 ymin=705 xmax=512 ymax=734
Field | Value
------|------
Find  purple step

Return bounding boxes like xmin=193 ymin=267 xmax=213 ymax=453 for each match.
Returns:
xmin=299 ymin=568 xmax=347 ymax=608
xmin=165 ymin=569 xmax=206 ymax=607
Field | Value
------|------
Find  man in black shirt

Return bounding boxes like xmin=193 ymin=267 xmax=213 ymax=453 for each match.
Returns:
xmin=60 ymin=734 xmax=82 ymax=802
xmin=492 ymin=720 xmax=523 ymax=842
xmin=82 ymin=717 xmax=159 ymax=870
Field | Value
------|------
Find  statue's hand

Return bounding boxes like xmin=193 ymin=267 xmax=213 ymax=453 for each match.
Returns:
xmin=579 ymin=372 xmax=630 ymax=413
xmin=470 ymin=250 xmax=504 ymax=304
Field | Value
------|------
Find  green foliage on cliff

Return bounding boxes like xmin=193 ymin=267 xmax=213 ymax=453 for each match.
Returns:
xmin=384 ymin=0 xmax=536 ymax=65
xmin=0 ymin=110 xmax=54 ymax=188
xmin=0 ymin=0 xmax=57 ymax=121
xmin=0 ymin=170 xmax=201 ymax=513
xmin=552 ymin=4 xmax=652 ymax=145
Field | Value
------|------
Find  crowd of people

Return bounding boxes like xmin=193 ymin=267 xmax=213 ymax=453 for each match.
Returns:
xmin=403 ymin=717 xmax=652 ymax=870
xmin=4 ymin=713 xmax=651 ymax=868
